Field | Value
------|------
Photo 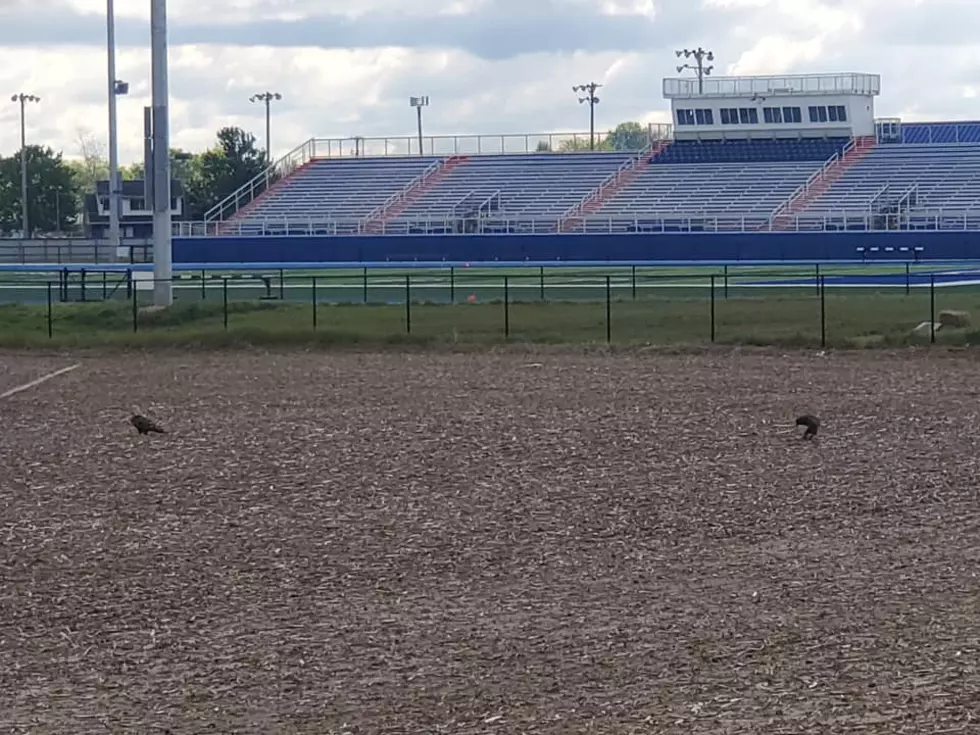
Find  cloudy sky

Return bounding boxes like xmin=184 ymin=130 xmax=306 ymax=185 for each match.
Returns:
xmin=0 ymin=0 xmax=975 ymax=164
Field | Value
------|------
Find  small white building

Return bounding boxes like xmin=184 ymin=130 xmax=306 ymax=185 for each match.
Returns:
xmin=663 ymin=72 xmax=880 ymax=140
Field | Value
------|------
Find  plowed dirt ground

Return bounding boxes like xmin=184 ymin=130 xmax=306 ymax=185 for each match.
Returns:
xmin=1 ymin=348 xmax=978 ymax=733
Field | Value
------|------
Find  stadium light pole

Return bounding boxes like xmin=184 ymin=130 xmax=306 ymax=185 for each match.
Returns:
xmin=573 ymin=83 xmax=601 ymax=150
xmin=107 ymin=0 xmax=130 ymax=257
xmin=150 ymin=0 xmax=172 ymax=306
xmin=250 ymin=91 xmax=281 ymax=163
xmin=409 ymin=96 xmax=428 ymax=156
xmin=675 ymin=47 xmax=714 ymax=95
xmin=11 ymin=93 xmax=40 ymax=236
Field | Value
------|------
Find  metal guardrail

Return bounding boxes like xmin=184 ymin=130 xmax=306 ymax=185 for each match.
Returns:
xmin=173 ymin=210 xmax=980 ymax=237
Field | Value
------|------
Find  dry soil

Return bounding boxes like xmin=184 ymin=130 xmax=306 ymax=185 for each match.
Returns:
xmin=1 ymin=347 xmax=978 ymax=733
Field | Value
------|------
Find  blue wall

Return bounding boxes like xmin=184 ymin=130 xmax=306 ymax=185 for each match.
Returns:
xmin=172 ymin=232 xmax=980 ymax=264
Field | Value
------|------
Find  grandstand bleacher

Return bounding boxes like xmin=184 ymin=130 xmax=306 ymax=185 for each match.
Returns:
xmin=207 ymin=122 xmax=980 ymax=237
xmin=227 ymin=157 xmax=440 ymax=235
xmin=799 ymin=144 xmax=980 ymax=213
xmin=389 ymin=153 xmax=633 ymax=234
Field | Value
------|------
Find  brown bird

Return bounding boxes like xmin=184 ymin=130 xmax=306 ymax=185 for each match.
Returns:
xmin=131 ymin=414 xmax=165 ymax=435
xmin=795 ymin=414 xmax=820 ymax=439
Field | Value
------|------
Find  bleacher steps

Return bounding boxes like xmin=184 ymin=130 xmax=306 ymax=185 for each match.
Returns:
xmin=360 ymin=155 xmax=470 ymax=234
xmin=217 ymin=159 xmax=317 ymax=235
xmin=767 ymin=136 xmax=877 ymax=230
xmin=556 ymin=141 xmax=669 ymax=233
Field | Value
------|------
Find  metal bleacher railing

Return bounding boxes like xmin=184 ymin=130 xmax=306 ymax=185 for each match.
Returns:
xmin=174 ymin=209 xmax=980 ymax=237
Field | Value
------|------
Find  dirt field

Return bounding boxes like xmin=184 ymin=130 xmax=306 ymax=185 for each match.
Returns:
xmin=1 ymin=347 xmax=979 ymax=733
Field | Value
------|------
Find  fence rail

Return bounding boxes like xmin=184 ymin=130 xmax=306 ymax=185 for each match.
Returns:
xmin=174 ymin=209 xmax=980 ymax=237
xmin=300 ymin=125 xmax=674 ymax=159
xmin=8 ymin=267 xmax=976 ymax=348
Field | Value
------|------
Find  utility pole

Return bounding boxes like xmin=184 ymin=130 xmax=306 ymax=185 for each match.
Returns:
xmin=250 ymin=91 xmax=281 ymax=162
xmin=675 ymin=47 xmax=715 ymax=95
xmin=107 ymin=0 xmax=130 ymax=256
xmin=409 ymin=96 xmax=429 ymax=155
xmin=573 ymin=83 xmax=601 ymax=150
xmin=150 ymin=0 xmax=172 ymax=306
xmin=11 ymin=93 xmax=40 ymax=236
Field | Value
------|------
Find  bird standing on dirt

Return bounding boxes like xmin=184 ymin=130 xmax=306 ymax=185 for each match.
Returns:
xmin=795 ymin=414 xmax=820 ymax=439
xmin=131 ymin=414 xmax=165 ymax=435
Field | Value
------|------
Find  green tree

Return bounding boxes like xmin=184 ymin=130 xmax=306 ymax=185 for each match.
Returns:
xmin=0 ymin=146 xmax=79 ymax=235
xmin=557 ymin=136 xmax=613 ymax=152
xmin=605 ymin=121 xmax=649 ymax=151
xmin=123 ymin=148 xmax=198 ymax=183
xmin=183 ymin=126 xmax=268 ymax=219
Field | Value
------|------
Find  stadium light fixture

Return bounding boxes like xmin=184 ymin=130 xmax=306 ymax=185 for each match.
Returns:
xmin=250 ymin=91 xmax=282 ymax=163
xmin=410 ymin=96 xmax=429 ymax=156
xmin=674 ymin=47 xmax=714 ymax=95
xmin=11 ymin=93 xmax=40 ymax=236
xmin=573 ymin=82 xmax=601 ymax=150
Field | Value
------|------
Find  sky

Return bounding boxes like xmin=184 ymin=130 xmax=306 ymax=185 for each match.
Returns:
xmin=0 ymin=0 xmax=976 ymax=165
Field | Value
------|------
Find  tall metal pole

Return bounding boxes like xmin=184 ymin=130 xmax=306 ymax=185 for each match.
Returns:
xmin=19 ymin=98 xmax=27 ymax=235
xmin=249 ymin=92 xmax=281 ymax=163
xmin=265 ymin=99 xmax=271 ymax=161
xmin=409 ymin=96 xmax=429 ymax=156
xmin=11 ymin=94 xmax=39 ymax=236
xmin=107 ymin=0 xmax=121 ymax=254
xmin=150 ymin=0 xmax=172 ymax=306
xmin=573 ymin=83 xmax=601 ymax=150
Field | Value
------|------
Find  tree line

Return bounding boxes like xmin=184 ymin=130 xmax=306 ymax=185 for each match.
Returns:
xmin=0 ymin=126 xmax=267 ymax=236
xmin=535 ymin=121 xmax=651 ymax=152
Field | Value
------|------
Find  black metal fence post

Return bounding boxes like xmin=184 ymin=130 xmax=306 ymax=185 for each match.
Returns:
xmin=131 ymin=277 xmax=138 ymax=332
xmin=46 ymin=282 xmax=53 ymax=338
xmin=312 ymin=276 xmax=318 ymax=330
xmin=363 ymin=267 xmax=369 ymax=304
xmin=930 ymin=274 xmax=936 ymax=343
xmin=820 ymin=274 xmax=826 ymax=347
xmin=222 ymin=277 xmax=229 ymax=330
xmin=102 ymin=271 xmax=108 ymax=300
xmin=710 ymin=274 xmax=716 ymax=342
xmin=405 ymin=274 xmax=411 ymax=334
xmin=905 ymin=262 xmax=911 ymax=296
xmin=503 ymin=275 xmax=510 ymax=338
xmin=279 ymin=268 xmax=285 ymax=300
xmin=539 ymin=266 xmax=546 ymax=301
xmin=201 ymin=269 xmax=206 ymax=300
xmin=723 ymin=265 xmax=729 ymax=300
xmin=815 ymin=263 xmax=821 ymax=295
xmin=605 ymin=275 xmax=612 ymax=343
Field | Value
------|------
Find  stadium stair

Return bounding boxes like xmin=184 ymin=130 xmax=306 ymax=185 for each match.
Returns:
xmin=217 ymin=159 xmax=317 ymax=235
xmin=360 ymin=155 xmax=470 ymax=234
xmin=768 ymin=135 xmax=877 ymax=230
xmin=556 ymin=141 xmax=670 ymax=233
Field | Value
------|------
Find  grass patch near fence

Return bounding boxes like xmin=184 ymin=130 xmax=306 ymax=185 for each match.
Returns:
xmin=2 ymin=288 xmax=980 ymax=349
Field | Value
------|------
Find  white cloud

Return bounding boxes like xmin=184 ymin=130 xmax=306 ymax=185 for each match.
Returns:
xmin=0 ymin=0 xmax=979 ymax=166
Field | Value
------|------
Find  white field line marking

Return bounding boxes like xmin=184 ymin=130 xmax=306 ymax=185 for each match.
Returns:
xmin=0 ymin=364 xmax=80 ymax=400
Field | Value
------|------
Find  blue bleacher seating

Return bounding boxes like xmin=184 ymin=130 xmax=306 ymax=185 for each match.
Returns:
xmin=651 ymin=138 xmax=850 ymax=164
xmin=801 ymin=144 xmax=980 ymax=214
xmin=216 ymin=128 xmax=980 ymax=236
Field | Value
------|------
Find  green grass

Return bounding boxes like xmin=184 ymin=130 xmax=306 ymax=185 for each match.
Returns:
xmin=3 ymin=286 xmax=980 ymax=349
